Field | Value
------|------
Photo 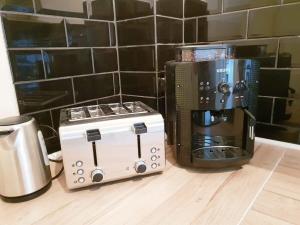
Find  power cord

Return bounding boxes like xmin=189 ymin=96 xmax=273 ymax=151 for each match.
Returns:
xmin=50 ymin=158 xmax=64 ymax=180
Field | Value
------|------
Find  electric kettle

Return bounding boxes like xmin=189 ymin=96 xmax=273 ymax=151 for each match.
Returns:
xmin=0 ymin=116 xmax=52 ymax=202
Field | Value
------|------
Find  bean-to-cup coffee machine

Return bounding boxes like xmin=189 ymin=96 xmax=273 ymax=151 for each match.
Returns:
xmin=166 ymin=45 xmax=259 ymax=168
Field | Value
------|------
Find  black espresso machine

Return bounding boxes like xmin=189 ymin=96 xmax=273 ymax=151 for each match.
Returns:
xmin=165 ymin=45 xmax=260 ymax=168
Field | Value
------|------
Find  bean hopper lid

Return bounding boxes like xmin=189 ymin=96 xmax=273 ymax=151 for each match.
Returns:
xmin=0 ymin=116 xmax=32 ymax=126
xmin=175 ymin=44 xmax=234 ymax=62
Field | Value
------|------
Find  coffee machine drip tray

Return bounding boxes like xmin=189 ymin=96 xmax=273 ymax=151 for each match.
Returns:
xmin=192 ymin=135 xmax=251 ymax=162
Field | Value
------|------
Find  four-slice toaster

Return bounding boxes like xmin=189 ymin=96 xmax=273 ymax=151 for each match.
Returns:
xmin=59 ymin=101 xmax=165 ymax=189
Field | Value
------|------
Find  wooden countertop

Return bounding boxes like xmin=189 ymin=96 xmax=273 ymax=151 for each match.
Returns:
xmin=1 ymin=141 xmax=300 ymax=225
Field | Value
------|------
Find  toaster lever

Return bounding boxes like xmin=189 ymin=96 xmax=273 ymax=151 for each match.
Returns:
xmin=133 ymin=123 xmax=147 ymax=135
xmin=86 ymin=129 xmax=101 ymax=142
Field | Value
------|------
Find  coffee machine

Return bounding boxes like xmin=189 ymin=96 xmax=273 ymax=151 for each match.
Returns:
xmin=165 ymin=45 xmax=259 ymax=168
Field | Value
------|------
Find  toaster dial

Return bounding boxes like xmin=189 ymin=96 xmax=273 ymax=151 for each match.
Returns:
xmin=91 ymin=169 xmax=104 ymax=183
xmin=135 ymin=161 xmax=147 ymax=174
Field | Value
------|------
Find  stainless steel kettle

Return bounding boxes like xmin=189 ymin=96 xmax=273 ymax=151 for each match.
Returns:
xmin=0 ymin=116 xmax=52 ymax=202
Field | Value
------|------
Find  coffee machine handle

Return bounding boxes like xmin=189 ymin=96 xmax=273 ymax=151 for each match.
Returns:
xmin=243 ymin=108 xmax=256 ymax=140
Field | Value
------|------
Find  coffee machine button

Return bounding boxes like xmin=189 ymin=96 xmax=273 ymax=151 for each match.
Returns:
xmin=78 ymin=177 xmax=85 ymax=183
xmin=218 ymin=82 xmax=230 ymax=94
xmin=76 ymin=161 xmax=83 ymax=167
xmin=135 ymin=161 xmax=147 ymax=173
xmin=77 ymin=169 xmax=84 ymax=175
xmin=91 ymin=169 xmax=104 ymax=183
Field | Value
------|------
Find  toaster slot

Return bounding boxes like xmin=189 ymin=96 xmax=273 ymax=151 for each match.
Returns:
xmin=92 ymin=142 xmax=98 ymax=166
xmin=137 ymin=135 xmax=141 ymax=158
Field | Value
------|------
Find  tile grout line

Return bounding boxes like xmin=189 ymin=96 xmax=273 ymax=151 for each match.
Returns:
xmin=245 ymin=10 xmax=250 ymax=39
xmin=32 ymin=0 xmax=37 ymax=13
xmin=237 ymin=149 xmax=286 ymax=225
xmin=270 ymin=97 xmax=276 ymax=124
xmin=63 ymin=18 xmax=69 ymax=47
xmin=41 ymin=49 xmax=47 ymax=79
xmin=71 ymin=77 xmax=76 ymax=103
xmin=112 ymin=0 xmax=122 ymax=103
xmin=275 ymin=38 xmax=280 ymax=68
xmin=154 ymin=0 xmax=159 ymax=110
xmin=90 ymin=48 xmax=96 ymax=73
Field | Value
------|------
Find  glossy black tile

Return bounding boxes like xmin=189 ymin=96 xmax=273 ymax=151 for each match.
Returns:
xmin=0 ymin=0 xmax=33 ymax=13
xmin=121 ymin=73 xmax=157 ymax=97
xmin=35 ymin=0 xmax=88 ymax=18
xmin=122 ymin=95 xmax=157 ymax=109
xmin=66 ymin=19 xmax=113 ymax=47
xmin=93 ymin=48 xmax=118 ymax=73
xmin=158 ymin=97 xmax=165 ymax=117
xmin=224 ymin=0 xmax=280 ymax=12
xmin=156 ymin=0 xmax=183 ymax=18
xmin=43 ymin=49 xmax=93 ymax=78
xmin=98 ymin=95 xmax=121 ymax=104
xmin=15 ymin=79 xmax=74 ymax=114
xmin=185 ymin=0 xmax=222 ymax=17
xmin=115 ymin=0 xmax=154 ymax=20
xmin=2 ymin=14 xmax=66 ymax=48
xmin=29 ymin=111 xmax=54 ymax=138
xmin=74 ymin=74 xmax=114 ymax=102
xmin=9 ymin=50 xmax=44 ymax=82
xmin=198 ymin=12 xmax=247 ymax=42
xmin=184 ymin=19 xmax=197 ymax=43
xmin=158 ymin=72 xmax=165 ymax=97
xmin=117 ymin=17 xmax=155 ymax=46
xmin=257 ymin=97 xmax=273 ymax=123
xmin=157 ymin=45 xmax=177 ymax=70
xmin=157 ymin=16 xmax=182 ymax=43
xmin=89 ymin=0 xmax=114 ymax=20
xmin=226 ymin=39 xmax=278 ymax=67
xmin=113 ymin=73 xmax=120 ymax=94
xmin=248 ymin=4 xmax=300 ymax=38
xmin=119 ymin=46 xmax=155 ymax=71
xmin=273 ymin=98 xmax=300 ymax=128
xmin=278 ymin=37 xmax=300 ymax=68
xmin=259 ymin=69 xmax=300 ymax=99
xmin=256 ymin=123 xmax=300 ymax=144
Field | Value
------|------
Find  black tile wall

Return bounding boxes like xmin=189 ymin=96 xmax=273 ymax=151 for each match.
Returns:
xmin=119 ymin=46 xmax=155 ymax=71
xmin=3 ymin=14 xmax=66 ymax=48
xmin=93 ymin=48 xmax=118 ymax=73
xmin=157 ymin=16 xmax=182 ymax=43
xmin=43 ymin=49 xmax=93 ymax=78
xmin=223 ymin=0 xmax=280 ymax=12
xmin=15 ymin=79 xmax=74 ymax=114
xmin=157 ymin=45 xmax=178 ymax=70
xmin=0 ymin=0 xmax=33 ymax=13
xmin=89 ymin=0 xmax=114 ymax=20
xmin=9 ymin=50 xmax=44 ymax=82
xmin=257 ymin=97 xmax=273 ymax=123
xmin=121 ymin=73 xmax=157 ymax=97
xmin=198 ymin=12 xmax=247 ymax=42
xmin=278 ymin=37 xmax=300 ymax=68
xmin=157 ymin=0 xmax=183 ymax=18
xmin=185 ymin=0 xmax=222 ymax=17
xmin=74 ymin=74 xmax=114 ymax=102
xmin=248 ymin=4 xmax=300 ymax=38
xmin=117 ymin=17 xmax=155 ymax=46
xmin=115 ymin=0 xmax=154 ymax=20
xmin=184 ymin=19 xmax=197 ymax=43
xmin=35 ymin=0 xmax=88 ymax=18
xmin=66 ymin=19 xmax=114 ymax=47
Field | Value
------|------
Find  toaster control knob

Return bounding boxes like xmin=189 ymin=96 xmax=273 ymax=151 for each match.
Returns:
xmin=218 ymin=82 xmax=230 ymax=95
xmin=91 ymin=169 xmax=104 ymax=183
xmin=135 ymin=161 xmax=147 ymax=174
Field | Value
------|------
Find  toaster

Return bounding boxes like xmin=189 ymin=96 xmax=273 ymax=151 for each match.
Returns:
xmin=59 ymin=102 xmax=165 ymax=189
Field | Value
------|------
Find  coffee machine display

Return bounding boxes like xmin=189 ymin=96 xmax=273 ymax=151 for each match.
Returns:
xmin=166 ymin=45 xmax=259 ymax=168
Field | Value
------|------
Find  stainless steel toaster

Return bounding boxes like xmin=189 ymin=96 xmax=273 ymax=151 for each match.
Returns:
xmin=59 ymin=102 xmax=165 ymax=189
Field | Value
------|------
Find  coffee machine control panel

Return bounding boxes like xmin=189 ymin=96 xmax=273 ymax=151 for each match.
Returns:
xmin=198 ymin=60 xmax=256 ymax=110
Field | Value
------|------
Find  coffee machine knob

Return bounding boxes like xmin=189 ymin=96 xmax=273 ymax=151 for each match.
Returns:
xmin=135 ymin=161 xmax=147 ymax=173
xmin=91 ymin=169 xmax=104 ymax=183
xmin=218 ymin=82 xmax=230 ymax=95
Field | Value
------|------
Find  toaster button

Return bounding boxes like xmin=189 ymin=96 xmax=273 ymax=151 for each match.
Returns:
xmin=76 ymin=161 xmax=83 ymax=167
xmin=151 ymin=155 xmax=157 ymax=161
xmin=77 ymin=169 xmax=84 ymax=175
xmin=78 ymin=177 xmax=85 ymax=183
xmin=133 ymin=123 xmax=147 ymax=134
xmin=151 ymin=163 xmax=157 ymax=169
xmin=86 ymin=129 xmax=101 ymax=142
xmin=150 ymin=147 xmax=157 ymax=153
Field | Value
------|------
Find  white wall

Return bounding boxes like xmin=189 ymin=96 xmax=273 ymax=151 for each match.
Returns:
xmin=0 ymin=16 xmax=19 ymax=119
